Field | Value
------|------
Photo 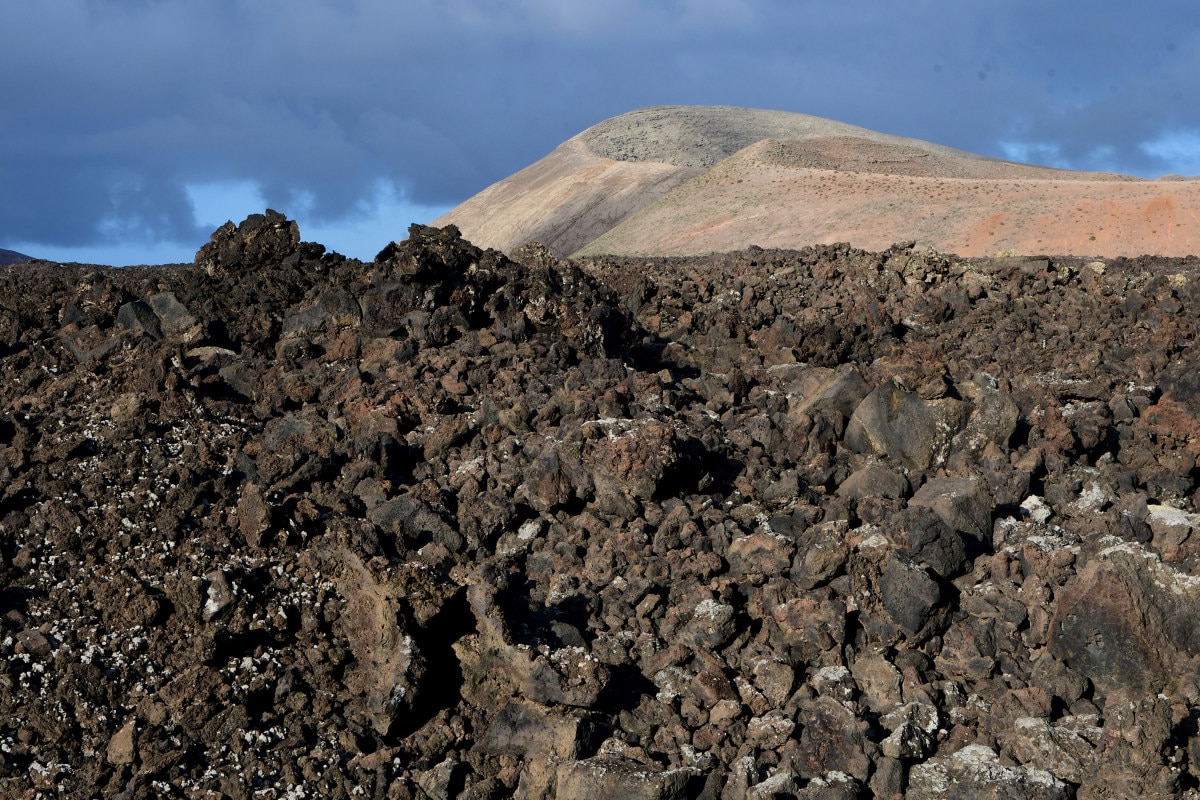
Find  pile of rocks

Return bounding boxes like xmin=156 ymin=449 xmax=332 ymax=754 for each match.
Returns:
xmin=2 ymin=213 xmax=1200 ymax=799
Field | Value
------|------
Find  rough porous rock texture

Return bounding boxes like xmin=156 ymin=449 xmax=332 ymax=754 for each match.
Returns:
xmin=3 ymin=214 xmax=1200 ymax=799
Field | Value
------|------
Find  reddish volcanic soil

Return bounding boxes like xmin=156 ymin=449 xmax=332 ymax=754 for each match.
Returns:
xmin=437 ymin=106 xmax=1200 ymax=260
xmin=583 ymin=148 xmax=1200 ymax=258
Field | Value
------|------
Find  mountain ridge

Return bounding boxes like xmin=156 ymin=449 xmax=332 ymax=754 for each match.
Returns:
xmin=434 ymin=105 xmax=1200 ymax=258
xmin=0 ymin=247 xmax=33 ymax=265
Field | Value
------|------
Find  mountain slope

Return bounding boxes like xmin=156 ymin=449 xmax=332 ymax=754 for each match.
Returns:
xmin=0 ymin=248 xmax=32 ymax=265
xmin=578 ymin=136 xmax=1200 ymax=258
xmin=431 ymin=134 xmax=702 ymax=259
xmin=435 ymin=105 xmax=1200 ymax=258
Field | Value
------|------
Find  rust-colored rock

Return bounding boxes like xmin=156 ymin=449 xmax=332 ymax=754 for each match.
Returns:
xmin=3 ymin=219 xmax=1200 ymax=798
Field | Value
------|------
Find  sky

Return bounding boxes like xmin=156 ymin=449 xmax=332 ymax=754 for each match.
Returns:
xmin=2 ymin=1 xmax=1199 ymax=266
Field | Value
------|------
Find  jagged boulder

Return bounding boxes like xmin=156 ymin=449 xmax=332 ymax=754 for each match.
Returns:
xmin=845 ymin=379 xmax=971 ymax=469
xmin=1049 ymin=537 xmax=1200 ymax=696
xmin=907 ymin=745 xmax=1071 ymax=800
xmin=195 ymin=208 xmax=300 ymax=272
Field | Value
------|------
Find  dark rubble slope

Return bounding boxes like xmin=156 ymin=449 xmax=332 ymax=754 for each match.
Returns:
xmin=0 ymin=248 xmax=33 ymax=266
xmin=3 ymin=212 xmax=1200 ymax=799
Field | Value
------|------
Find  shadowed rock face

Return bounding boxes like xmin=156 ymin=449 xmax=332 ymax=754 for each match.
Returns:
xmin=0 ymin=248 xmax=32 ymax=266
xmin=3 ymin=217 xmax=1200 ymax=798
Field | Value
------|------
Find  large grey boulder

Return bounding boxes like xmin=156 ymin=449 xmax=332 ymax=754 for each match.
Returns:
xmin=845 ymin=379 xmax=970 ymax=469
xmin=909 ymin=476 xmax=994 ymax=552
xmin=553 ymin=758 xmax=698 ymax=800
xmin=1049 ymin=537 xmax=1200 ymax=697
xmin=907 ymin=745 xmax=1070 ymax=800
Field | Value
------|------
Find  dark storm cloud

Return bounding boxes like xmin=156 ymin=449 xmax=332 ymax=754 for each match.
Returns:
xmin=2 ymin=0 xmax=1199 ymax=260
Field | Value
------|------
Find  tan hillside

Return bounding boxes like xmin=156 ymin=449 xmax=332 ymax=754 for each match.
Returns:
xmin=435 ymin=105 xmax=1200 ymax=258
xmin=429 ymin=134 xmax=703 ymax=259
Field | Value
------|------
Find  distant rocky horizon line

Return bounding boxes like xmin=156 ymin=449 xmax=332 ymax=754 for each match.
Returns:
xmin=0 ymin=247 xmax=32 ymax=266
xmin=8 ymin=104 xmax=1200 ymax=268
